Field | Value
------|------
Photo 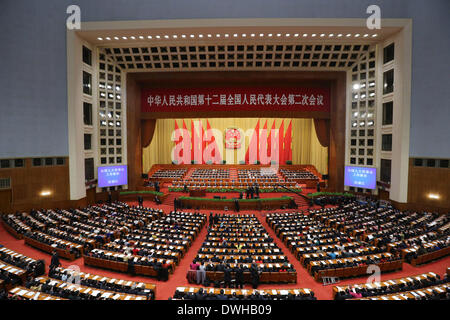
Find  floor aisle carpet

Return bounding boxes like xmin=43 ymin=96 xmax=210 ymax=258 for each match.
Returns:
xmin=0 ymin=201 xmax=449 ymax=300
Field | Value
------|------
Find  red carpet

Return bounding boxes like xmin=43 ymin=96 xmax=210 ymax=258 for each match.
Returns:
xmin=1 ymin=199 xmax=449 ymax=300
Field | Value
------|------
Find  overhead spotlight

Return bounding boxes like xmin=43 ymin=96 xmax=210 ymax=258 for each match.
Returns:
xmin=155 ymin=35 xmax=160 ymax=39
xmin=259 ymin=33 xmax=264 ymax=37
xmin=337 ymin=34 xmax=343 ymax=37
xmin=224 ymin=34 xmax=229 ymax=37
xmin=190 ymin=34 xmax=195 ymax=38
xmin=285 ymin=33 xmax=290 ymax=37
xmin=276 ymin=33 xmax=281 ymax=37
xmin=105 ymin=37 xmax=111 ymax=40
xmin=328 ymin=34 xmax=334 ymax=37
xmin=303 ymin=33 xmax=308 ymax=37
xmin=233 ymin=33 xmax=238 ymax=37
xmin=182 ymin=34 xmax=186 ymax=38
xmin=114 ymin=37 xmax=119 ymax=40
xmin=130 ymin=36 xmax=136 ymax=39
xmin=320 ymin=33 xmax=325 ymax=37
xmin=363 ymin=34 xmax=369 ymax=37
xmin=207 ymin=34 xmax=212 ymax=38
xmin=293 ymin=33 xmax=299 ymax=37
xmin=355 ymin=34 xmax=360 ymax=37
xmin=311 ymin=33 xmax=316 ymax=37
xmin=250 ymin=33 xmax=255 ymax=37
xmin=122 ymin=36 xmax=127 ymax=40
xmin=138 ymin=36 xmax=144 ymax=39
xmin=216 ymin=34 xmax=220 ymax=37
xmin=353 ymin=83 xmax=360 ymax=90
xmin=242 ymin=33 xmax=246 ymax=37
xmin=268 ymin=33 xmax=273 ymax=37
xmin=346 ymin=33 xmax=351 ymax=37
xmin=147 ymin=36 xmax=152 ymax=39
xmin=372 ymin=34 xmax=378 ymax=37
xmin=199 ymin=34 xmax=203 ymax=38
xmin=428 ymin=193 xmax=440 ymax=199
xmin=173 ymin=35 xmax=178 ymax=39
xmin=164 ymin=35 xmax=169 ymax=39
xmin=97 ymin=37 xmax=103 ymax=40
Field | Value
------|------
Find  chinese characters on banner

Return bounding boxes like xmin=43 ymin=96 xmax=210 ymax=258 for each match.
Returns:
xmin=141 ymin=87 xmax=330 ymax=113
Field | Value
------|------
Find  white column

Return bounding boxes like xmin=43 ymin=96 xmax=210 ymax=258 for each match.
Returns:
xmin=66 ymin=30 xmax=87 ymax=200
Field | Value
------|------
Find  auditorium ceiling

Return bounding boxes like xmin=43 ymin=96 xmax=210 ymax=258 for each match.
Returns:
xmin=76 ymin=18 xmax=403 ymax=72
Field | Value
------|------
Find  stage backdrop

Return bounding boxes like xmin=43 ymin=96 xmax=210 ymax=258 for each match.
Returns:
xmin=143 ymin=118 xmax=328 ymax=174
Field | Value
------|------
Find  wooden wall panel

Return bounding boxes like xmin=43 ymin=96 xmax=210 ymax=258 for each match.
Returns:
xmin=406 ymin=159 xmax=450 ymax=211
xmin=0 ymin=157 xmax=72 ymax=213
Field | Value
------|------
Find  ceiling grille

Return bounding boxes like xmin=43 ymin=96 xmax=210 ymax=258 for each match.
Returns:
xmin=100 ymin=42 xmax=371 ymax=72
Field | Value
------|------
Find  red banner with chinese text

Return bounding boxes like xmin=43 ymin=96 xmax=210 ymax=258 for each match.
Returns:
xmin=141 ymin=87 xmax=330 ymax=113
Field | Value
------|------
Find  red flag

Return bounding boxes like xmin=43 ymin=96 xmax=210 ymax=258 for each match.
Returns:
xmin=284 ymin=120 xmax=292 ymax=162
xmin=279 ymin=120 xmax=285 ymax=165
xmin=267 ymin=120 xmax=276 ymax=159
xmin=245 ymin=119 xmax=260 ymax=164
xmin=259 ymin=120 xmax=269 ymax=164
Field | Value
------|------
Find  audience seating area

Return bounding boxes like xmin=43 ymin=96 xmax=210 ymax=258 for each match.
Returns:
xmin=266 ymin=202 xmax=450 ymax=282
xmin=172 ymin=286 xmax=316 ymax=300
xmin=333 ymin=271 xmax=447 ymax=300
xmin=188 ymin=213 xmax=296 ymax=286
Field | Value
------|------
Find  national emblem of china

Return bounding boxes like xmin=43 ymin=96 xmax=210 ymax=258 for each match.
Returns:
xmin=225 ymin=127 xmax=242 ymax=149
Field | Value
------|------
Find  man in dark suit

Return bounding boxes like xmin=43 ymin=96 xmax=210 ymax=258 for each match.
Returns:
xmin=50 ymin=251 xmax=61 ymax=271
xmin=217 ymin=289 xmax=228 ymax=300
xmin=137 ymin=195 xmax=143 ymax=207
xmin=235 ymin=264 xmax=244 ymax=289
xmin=224 ymin=265 xmax=232 ymax=288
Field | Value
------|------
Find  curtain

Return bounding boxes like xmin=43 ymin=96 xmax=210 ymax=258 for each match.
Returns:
xmin=142 ymin=118 xmax=328 ymax=174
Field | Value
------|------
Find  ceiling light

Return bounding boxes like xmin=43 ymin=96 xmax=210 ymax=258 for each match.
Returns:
xmin=122 ymin=36 xmax=127 ymax=40
xmin=294 ymin=33 xmax=299 ymax=37
xmin=40 ymin=190 xmax=52 ymax=197
xmin=250 ymin=33 xmax=255 ymax=37
xmin=190 ymin=34 xmax=195 ymax=38
xmin=355 ymin=34 xmax=360 ymax=37
xmin=207 ymin=34 xmax=212 ymax=38
xmin=114 ymin=37 xmax=119 ymax=40
xmin=353 ymin=83 xmax=360 ymax=90
xmin=268 ymin=33 xmax=273 ymax=37
xmin=139 ymin=36 xmax=144 ymax=39
xmin=259 ymin=33 xmax=264 ymax=37
xmin=337 ymin=34 xmax=343 ymax=37
xmin=164 ymin=35 xmax=169 ymax=39
xmin=155 ymin=35 xmax=160 ymax=39
xmin=130 ymin=36 xmax=136 ymax=39
xmin=173 ymin=35 xmax=178 ymax=39
xmin=320 ymin=33 xmax=325 ymax=37
xmin=233 ymin=33 xmax=238 ymax=37
xmin=303 ymin=33 xmax=308 ymax=37
xmin=363 ymin=34 xmax=369 ymax=37
xmin=428 ymin=193 xmax=440 ymax=199
xmin=285 ymin=33 xmax=290 ymax=37
xmin=216 ymin=34 xmax=220 ymax=37
xmin=346 ymin=33 xmax=351 ymax=37
xmin=182 ymin=34 xmax=186 ymax=38
xmin=276 ymin=33 xmax=281 ymax=37
xmin=199 ymin=34 xmax=203 ymax=38
xmin=372 ymin=34 xmax=378 ymax=38
xmin=311 ymin=33 xmax=316 ymax=37
xmin=97 ymin=37 xmax=103 ymax=40
xmin=225 ymin=34 xmax=229 ymax=37
xmin=329 ymin=34 xmax=334 ymax=37
xmin=242 ymin=33 xmax=246 ymax=37
xmin=147 ymin=36 xmax=152 ymax=39
xmin=105 ymin=37 xmax=111 ymax=40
